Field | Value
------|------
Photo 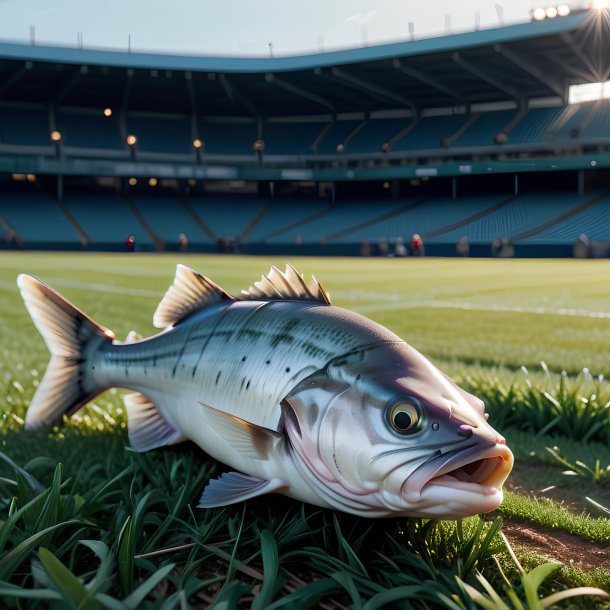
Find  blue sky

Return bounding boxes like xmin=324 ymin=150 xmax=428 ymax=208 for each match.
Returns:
xmin=0 ymin=1 xmax=583 ymax=56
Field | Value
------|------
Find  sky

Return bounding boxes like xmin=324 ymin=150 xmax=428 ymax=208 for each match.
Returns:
xmin=0 ymin=0 xmax=587 ymax=57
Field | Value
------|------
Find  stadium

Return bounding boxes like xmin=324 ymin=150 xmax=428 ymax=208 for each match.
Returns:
xmin=2 ymin=5 xmax=610 ymax=257
xmin=2 ymin=3 xmax=610 ymax=609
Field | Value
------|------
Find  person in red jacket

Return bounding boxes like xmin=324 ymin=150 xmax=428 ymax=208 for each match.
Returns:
xmin=411 ymin=233 xmax=424 ymax=256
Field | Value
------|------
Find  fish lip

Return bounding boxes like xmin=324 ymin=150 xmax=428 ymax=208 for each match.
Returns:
xmin=403 ymin=443 xmax=514 ymax=499
xmin=421 ymin=444 xmax=514 ymax=495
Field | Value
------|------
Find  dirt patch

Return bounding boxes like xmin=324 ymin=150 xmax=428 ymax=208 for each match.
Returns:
xmin=501 ymin=521 xmax=610 ymax=572
xmin=507 ymin=460 xmax=610 ymax=515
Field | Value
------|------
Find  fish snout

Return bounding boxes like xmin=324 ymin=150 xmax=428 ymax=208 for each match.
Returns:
xmin=458 ymin=421 xmax=503 ymax=447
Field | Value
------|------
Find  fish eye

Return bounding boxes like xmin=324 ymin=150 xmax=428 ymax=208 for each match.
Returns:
xmin=386 ymin=398 xmax=422 ymax=435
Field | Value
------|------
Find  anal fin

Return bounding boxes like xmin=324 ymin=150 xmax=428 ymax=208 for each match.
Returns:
xmin=198 ymin=472 xmax=285 ymax=508
xmin=124 ymin=392 xmax=186 ymax=452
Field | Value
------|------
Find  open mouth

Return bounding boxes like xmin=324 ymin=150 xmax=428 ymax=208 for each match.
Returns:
xmin=422 ymin=445 xmax=513 ymax=496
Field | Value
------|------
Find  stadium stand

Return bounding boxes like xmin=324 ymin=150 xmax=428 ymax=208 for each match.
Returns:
xmin=63 ymin=191 xmax=154 ymax=249
xmin=0 ymin=189 xmax=76 ymax=245
xmin=2 ymin=5 xmax=610 ymax=256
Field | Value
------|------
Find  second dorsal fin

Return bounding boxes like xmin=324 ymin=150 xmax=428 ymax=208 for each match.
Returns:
xmin=153 ymin=264 xmax=233 ymax=328
xmin=240 ymin=264 xmax=331 ymax=304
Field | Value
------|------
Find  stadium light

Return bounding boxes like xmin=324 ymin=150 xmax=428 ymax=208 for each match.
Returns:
xmin=192 ymin=138 xmax=203 ymax=149
xmin=557 ymin=4 xmax=570 ymax=15
xmin=532 ymin=7 xmax=546 ymax=19
xmin=50 ymin=130 xmax=62 ymax=142
xmin=148 ymin=178 xmax=158 ymax=187
xmin=546 ymin=6 xmax=558 ymax=17
xmin=128 ymin=178 xmax=137 ymax=186
xmin=26 ymin=174 xmax=36 ymax=183
xmin=592 ymin=0 xmax=610 ymax=9
xmin=11 ymin=173 xmax=26 ymax=181
xmin=336 ymin=143 xmax=345 ymax=153
xmin=126 ymin=134 xmax=137 ymax=146
xmin=103 ymin=107 xmax=112 ymax=117
xmin=253 ymin=139 xmax=265 ymax=152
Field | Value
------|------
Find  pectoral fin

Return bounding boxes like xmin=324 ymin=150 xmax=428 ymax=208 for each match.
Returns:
xmin=198 ymin=472 xmax=285 ymax=508
xmin=199 ymin=402 xmax=283 ymax=460
xmin=125 ymin=393 xmax=186 ymax=452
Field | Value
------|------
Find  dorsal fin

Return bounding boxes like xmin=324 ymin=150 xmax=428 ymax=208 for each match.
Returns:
xmin=240 ymin=264 xmax=331 ymax=304
xmin=153 ymin=264 xmax=233 ymax=328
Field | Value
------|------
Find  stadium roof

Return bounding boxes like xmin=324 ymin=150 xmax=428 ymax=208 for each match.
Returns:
xmin=0 ymin=8 xmax=608 ymax=115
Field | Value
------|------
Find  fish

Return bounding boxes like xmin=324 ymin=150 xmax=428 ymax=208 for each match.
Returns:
xmin=17 ymin=263 xmax=513 ymax=519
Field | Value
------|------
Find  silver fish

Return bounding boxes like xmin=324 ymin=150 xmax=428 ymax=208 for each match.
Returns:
xmin=18 ymin=264 xmax=513 ymax=519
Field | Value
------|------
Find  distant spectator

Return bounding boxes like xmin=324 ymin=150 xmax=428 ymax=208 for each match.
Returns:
xmin=360 ymin=241 xmax=371 ymax=257
xmin=411 ymin=233 xmax=425 ymax=256
xmin=126 ymin=234 xmax=135 ymax=251
xmin=492 ymin=236 xmax=514 ymax=258
xmin=178 ymin=233 xmax=189 ymax=251
xmin=395 ymin=236 xmax=407 ymax=257
xmin=294 ymin=234 xmax=302 ymax=245
xmin=456 ymin=236 xmax=470 ymax=257
xmin=573 ymin=233 xmax=590 ymax=259
xmin=378 ymin=238 xmax=389 ymax=257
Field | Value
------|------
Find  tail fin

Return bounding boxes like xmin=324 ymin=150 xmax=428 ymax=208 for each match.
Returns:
xmin=17 ymin=274 xmax=115 ymax=430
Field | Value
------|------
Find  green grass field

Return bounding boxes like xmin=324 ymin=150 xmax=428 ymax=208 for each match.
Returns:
xmin=1 ymin=252 xmax=610 ymax=609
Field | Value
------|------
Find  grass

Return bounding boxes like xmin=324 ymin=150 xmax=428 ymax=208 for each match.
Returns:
xmin=497 ymin=492 xmax=610 ymax=544
xmin=1 ymin=252 xmax=610 ymax=607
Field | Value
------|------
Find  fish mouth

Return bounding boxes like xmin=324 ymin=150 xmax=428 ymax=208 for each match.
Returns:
xmin=422 ymin=444 xmax=513 ymax=496
xmin=402 ymin=442 xmax=514 ymax=512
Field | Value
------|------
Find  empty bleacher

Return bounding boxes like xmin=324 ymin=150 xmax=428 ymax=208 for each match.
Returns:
xmin=263 ymin=121 xmax=327 ymax=155
xmin=64 ymin=191 xmax=153 ymax=247
xmin=267 ymin=199 xmax=416 ymax=244
xmin=131 ymin=195 xmax=214 ymax=246
xmin=198 ymin=120 xmax=258 ymax=155
xmin=127 ymin=114 xmax=192 ymax=155
xmin=3 ymin=101 xmax=610 ymax=160
xmin=188 ymin=195 xmax=268 ymax=239
xmin=247 ymin=199 xmax=331 ymax=242
xmin=58 ymin=110 xmax=123 ymax=150
xmin=0 ymin=190 xmax=77 ymax=244
xmin=0 ymin=106 xmax=50 ymax=147
xmin=437 ymin=193 xmax=592 ymax=243
xmin=518 ymin=193 xmax=610 ymax=243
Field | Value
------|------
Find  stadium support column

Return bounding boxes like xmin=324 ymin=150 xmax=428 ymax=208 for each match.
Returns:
xmin=514 ymin=174 xmax=519 ymax=195
xmin=452 ymin=177 xmax=457 ymax=200
xmin=120 ymin=69 xmax=134 ymax=157
xmin=578 ymin=170 xmax=584 ymax=196
xmin=57 ymin=174 xmax=63 ymax=202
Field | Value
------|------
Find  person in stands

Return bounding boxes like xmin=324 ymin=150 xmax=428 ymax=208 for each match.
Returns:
xmin=411 ymin=233 xmax=424 ymax=256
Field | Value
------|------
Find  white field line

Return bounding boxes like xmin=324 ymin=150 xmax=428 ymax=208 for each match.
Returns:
xmin=3 ymin=278 xmax=610 ymax=319
xmin=0 ymin=277 xmax=160 ymax=298
xmin=354 ymin=299 xmax=610 ymax=319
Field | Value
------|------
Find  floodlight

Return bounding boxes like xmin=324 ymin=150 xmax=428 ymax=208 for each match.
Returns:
xmin=253 ymin=139 xmax=265 ymax=152
xmin=103 ymin=107 xmax=112 ymax=117
xmin=26 ymin=174 xmax=36 ymax=182
xmin=593 ymin=0 xmax=610 ymax=9
xmin=557 ymin=4 xmax=571 ymax=15
xmin=128 ymin=177 xmax=137 ymax=186
xmin=336 ymin=143 xmax=345 ymax=153
xmin=532 ymin=7 xmax=546 ymax=19
xmin=192 ymin=138 xmax=203 ymax=149
xmin=50 ymin=130 xmax=62 ymax=142
xmin=126 ymin=134 xmax=137 ymax=146
xmin=546 ymin=6 xmax=558 ymax=17
xmin=148 ymin=178 xmax=158 ymax=187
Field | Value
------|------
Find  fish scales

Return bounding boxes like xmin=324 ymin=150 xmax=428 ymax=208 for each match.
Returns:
xmin=93 ymin=299 xmax=398 ymax=431
xmin=17 ymin=264 xmax=513 ymax=519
